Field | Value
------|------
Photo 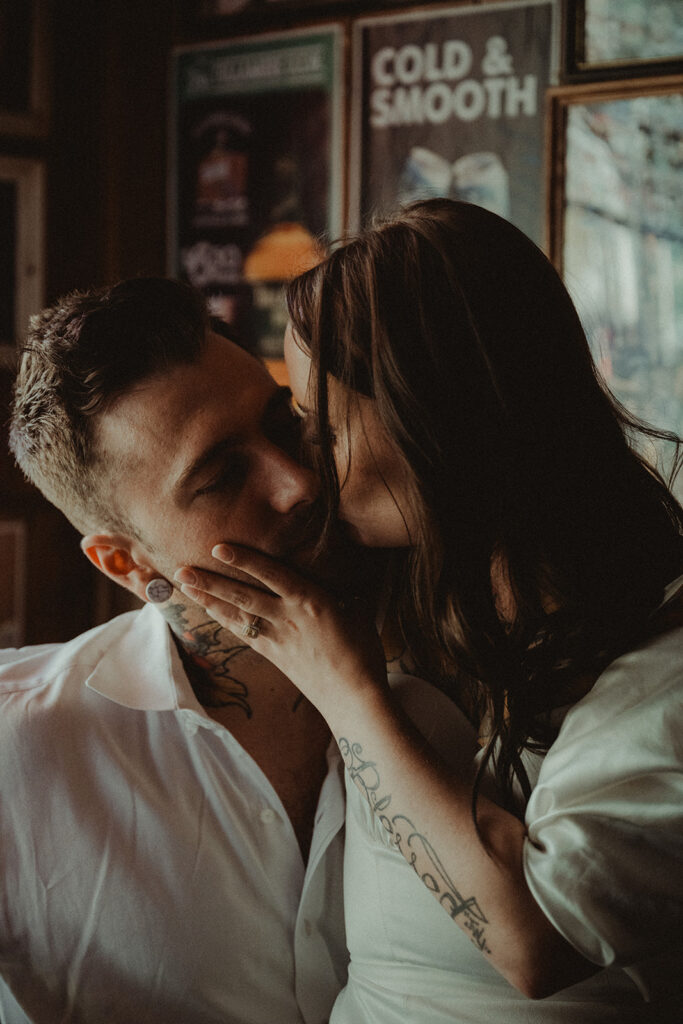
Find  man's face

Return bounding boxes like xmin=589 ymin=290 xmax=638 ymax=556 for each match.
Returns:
xmin=96 ymin=330 xmax=324 ymax=585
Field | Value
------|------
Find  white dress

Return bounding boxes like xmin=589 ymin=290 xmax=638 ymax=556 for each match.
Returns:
xmin=332 ymin=579 xmax=683 ymax=1023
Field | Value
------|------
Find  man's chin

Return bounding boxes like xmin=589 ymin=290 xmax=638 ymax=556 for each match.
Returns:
xmin=285 ymin=519 xmax=375 ymax=597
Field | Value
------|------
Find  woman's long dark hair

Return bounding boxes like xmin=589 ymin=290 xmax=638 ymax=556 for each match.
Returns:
xmin=286 ymin=198 xmax=683 ymax=815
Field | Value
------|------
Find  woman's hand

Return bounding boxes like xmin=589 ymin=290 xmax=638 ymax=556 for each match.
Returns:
xmin=173 ymin=544 xmax=390 ymax=726
xmin=175 ymin=546 xmax=598 ymax=997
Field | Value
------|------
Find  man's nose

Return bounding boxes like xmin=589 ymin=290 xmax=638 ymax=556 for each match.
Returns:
xmin=258 ymin=441 xmax=320 ymax=513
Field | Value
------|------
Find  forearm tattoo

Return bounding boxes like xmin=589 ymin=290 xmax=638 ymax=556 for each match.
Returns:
xmin=338 ymin=737 xmax=491 ymax=955
xmin=166 ymin=600 xmax=253 ymax=718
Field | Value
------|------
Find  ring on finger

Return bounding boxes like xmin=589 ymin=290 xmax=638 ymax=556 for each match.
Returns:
xmin=241 ymin=615 xmax=261 ymax=639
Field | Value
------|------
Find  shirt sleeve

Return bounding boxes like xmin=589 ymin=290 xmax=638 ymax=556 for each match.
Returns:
xmin=522 ymin=634 xmax=683 ymax=968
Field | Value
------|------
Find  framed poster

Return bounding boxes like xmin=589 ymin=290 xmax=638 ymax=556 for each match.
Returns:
xmin=193 ymin=0 xmax=359 ymax=15
xmin=170 ymin=26 xmax=343 ymax=362
xmin=0 ymin=157 xmax=46 ymax=366
xmin=548 ymin=77 xmax=683 ymax=480
xmin=191 ymin=0 xmax=414 ymax=16
xmin=350 ymin=0 xmax=559 ymax=248
xmin=565 ymin=0 xmax=683 ymax=79
xmin=0 ymin=520 xmax=26 ymax=648
xmin=0 ymin=0 xmax=49 ymax=136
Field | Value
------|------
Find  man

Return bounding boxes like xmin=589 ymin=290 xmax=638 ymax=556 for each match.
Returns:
xmin=1 ymin=278 xmax=371 ymax=1023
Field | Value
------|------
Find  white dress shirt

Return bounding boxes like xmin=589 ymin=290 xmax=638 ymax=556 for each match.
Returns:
xmin=0 ymin=604 xmax=347 ymax=1024
xmin=332 ymin=578 xmax=683 ymax=1023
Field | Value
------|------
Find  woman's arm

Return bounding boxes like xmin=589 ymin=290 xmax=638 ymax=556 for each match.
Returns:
xmin=331 ymin=690 xmax=598 ymax=997
xmin=174 ymin=545 xmax=598 ymax=998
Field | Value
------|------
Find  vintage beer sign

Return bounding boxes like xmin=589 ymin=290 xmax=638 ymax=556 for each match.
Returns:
xmin=350 ymin=1 xmax=558 ymax=246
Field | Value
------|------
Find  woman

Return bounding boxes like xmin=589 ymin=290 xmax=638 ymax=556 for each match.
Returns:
xmin=174 ymin=200 xmax=683 ymax=1019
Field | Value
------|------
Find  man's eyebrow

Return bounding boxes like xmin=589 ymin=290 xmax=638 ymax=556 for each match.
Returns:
xmin=172 ymin=386 xmax=291 ymax=500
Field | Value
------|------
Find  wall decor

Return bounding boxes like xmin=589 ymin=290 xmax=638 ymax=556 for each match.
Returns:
xmin=170 ymin=26 xmax=343 ymax=362
xmin=0 ymin=157 xmax=45 ymax=365
xmin=566 ymin=0 xmax=683 ymax=78
xmin=190 ymin=0 xmax=414 ymax=21
xmin=350 ymin=0 xmax=559 ymax=247
xmin=0 ymin=0 xmax=49 ymax=136
xmin=549 ymin=77 xmax=683 ymax=478
xmin=0 ymin=520 xmax=26 ymax=648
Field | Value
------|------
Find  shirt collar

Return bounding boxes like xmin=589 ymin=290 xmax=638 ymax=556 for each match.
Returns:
xmin=85 ymin=604 xmax=200 ymax=712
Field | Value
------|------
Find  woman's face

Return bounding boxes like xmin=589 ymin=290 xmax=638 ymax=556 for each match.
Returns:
xmin=284 ymin=324 xmax=413 ymax=548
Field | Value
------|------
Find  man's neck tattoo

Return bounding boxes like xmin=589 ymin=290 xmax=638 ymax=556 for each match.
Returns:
xmin=165 ymin=600 xmax=253 ymax=719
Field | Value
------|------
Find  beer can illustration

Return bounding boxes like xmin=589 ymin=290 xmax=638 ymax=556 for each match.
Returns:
xmin=451 ymin=152 xmax=510 ymax=219
xmin=397 ymin=146 xmax=452 ymax=205
xmin=193 ymin=116 xmax=252 ymax=230
xmin=196 ymin=130 xmax=248 ymax=206
xmin=244 ymin=222 xmax=322 ymax=359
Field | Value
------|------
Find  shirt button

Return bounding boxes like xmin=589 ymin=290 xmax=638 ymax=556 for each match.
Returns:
xmin=260 ymin=807 xmax=276 ymax=823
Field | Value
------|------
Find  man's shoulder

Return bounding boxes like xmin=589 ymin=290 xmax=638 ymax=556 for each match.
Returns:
xmin=0 ymin=610 xmax=146 ymax=698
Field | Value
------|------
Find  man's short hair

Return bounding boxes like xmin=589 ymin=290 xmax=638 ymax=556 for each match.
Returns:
xmin=9 ymin=277 xmax=209 ymax=535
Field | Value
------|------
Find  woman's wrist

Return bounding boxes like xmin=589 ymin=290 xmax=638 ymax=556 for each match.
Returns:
xmin=327 ymin=676 xmax=403 ymax=748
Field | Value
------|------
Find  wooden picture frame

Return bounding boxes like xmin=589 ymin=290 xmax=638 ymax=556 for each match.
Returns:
xmin=0 ymin=0 xmax=49 ymax=137
xmin=548 ymin=76 xmax=683 ymax=467
xmin=564 ymin=0 xmax=683 ymax=80
xmin=188 ymin=0 xmax=412 ymax=22
xmin=0 ymin=157 xmax=46 ymax=366
xmin=0 ymin=520 xmax=26 ymax=648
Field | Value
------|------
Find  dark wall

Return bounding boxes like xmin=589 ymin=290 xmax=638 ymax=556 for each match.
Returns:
xmin=48 ymin=0 xmax=174 ymax=297
xmin=0 ymin=0 xmax=177 ymax=643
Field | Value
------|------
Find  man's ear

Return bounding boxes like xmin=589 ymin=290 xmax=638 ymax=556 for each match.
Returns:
xmin=81 ymin=533 xmax=166 ymax=604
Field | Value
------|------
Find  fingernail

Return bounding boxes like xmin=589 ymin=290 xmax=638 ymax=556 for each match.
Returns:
xmin=212 ymin=544 xmax=234 ymax=562
xmin=174 ymin=568 xmax=197 ymax=586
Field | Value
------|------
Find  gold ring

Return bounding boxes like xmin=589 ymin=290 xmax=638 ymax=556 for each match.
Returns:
xmin=241 ymin=615 xmax=261 ymax=639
